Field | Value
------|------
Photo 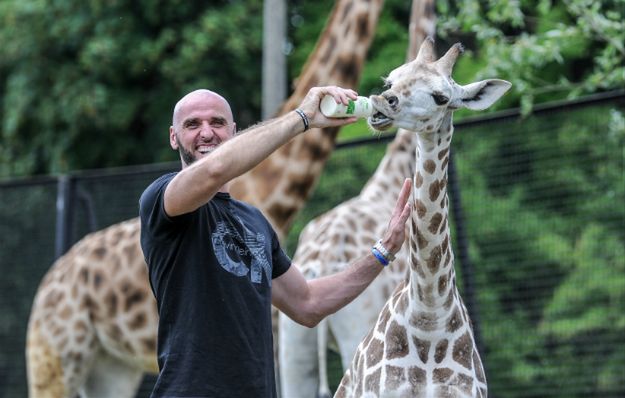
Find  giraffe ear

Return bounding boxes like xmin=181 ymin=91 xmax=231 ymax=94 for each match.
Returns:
xmin=456 ymin=79 xmax=512 ymax=110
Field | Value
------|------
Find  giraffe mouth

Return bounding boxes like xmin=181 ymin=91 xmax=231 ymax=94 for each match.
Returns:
xmin=368 ymin=111 xmax=393 ymax=131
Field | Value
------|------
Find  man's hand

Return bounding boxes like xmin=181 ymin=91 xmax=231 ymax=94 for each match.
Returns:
xmin=380 ymin=178 xmax=412 ymax=255
xmin=298 ymin=86 xmax=359 ymax=129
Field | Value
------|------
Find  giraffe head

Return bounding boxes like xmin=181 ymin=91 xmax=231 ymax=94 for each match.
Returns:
xmin=368 ymin=37 xmax=511 ymax=132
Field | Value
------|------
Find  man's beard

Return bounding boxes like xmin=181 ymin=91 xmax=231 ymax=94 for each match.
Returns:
xmin=176 ymin=135 xmax=198 ymax=166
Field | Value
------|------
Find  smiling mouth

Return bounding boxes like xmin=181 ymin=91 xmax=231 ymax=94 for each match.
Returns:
xmin=368 ymin=111 xmax=393 ymax=130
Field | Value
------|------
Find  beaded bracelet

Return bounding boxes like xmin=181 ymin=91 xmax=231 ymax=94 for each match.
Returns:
xmin=294 ymin=108 xmax=309 ymax=131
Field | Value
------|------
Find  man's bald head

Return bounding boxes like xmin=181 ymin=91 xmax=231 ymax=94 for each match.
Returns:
xmin=172 ymin=89 xmax=234 ymax=128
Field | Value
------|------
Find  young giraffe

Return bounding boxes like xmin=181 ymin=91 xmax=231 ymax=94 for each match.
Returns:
xmin=334 ymin=38 xmax=511 ymax=398
xmin=25 ymin=1 xmax=384 ymax=397
xmin=279 ymin=1 xmax=437 ymax=397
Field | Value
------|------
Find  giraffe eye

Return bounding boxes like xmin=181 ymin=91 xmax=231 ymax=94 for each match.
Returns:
xmin=432 ymin=93 xmax=449 ymax=106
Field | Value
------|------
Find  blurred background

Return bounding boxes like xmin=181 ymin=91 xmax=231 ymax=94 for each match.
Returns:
xmin=1 ymin=0 xmax=623 ymax=397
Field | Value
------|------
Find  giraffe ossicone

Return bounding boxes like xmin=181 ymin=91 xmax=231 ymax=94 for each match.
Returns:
xmin=334 ymin=37 xmax=510 ymax=398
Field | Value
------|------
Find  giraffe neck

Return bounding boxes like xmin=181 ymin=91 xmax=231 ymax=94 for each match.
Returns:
xmin=408 ymin=112 xmax=456 ymax=311
xmin=360 ymin=129 xmax=417 ymax=202
xmin=229 ymin=0 xmax=384 ymax=239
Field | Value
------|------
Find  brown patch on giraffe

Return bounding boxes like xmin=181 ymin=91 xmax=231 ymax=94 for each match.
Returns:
xmin=384 ymin=365 xmax=406 ymax=390
xmin=362 ymin=329 xmax=374 ymax=350
xmin=441 ymin=156 xmax=449 ymax=171
xmin=429 ymin=180 xmax=441 ymax=202
xmin=438 ymin=148 xmax=449 ymax=160
xmin=441 ymin=235 xmax=449 ymax=254
xmin=446 ymin=306 xmax=463 ymax=333
xmin=439 ymin=214 xmax=448 ymax=234
xmin=267 ymin=203 xmax=297 ymax=227
xmin=91 ymin=246 xmax=106 ymax=260
xmin=414 ymin=199 xmax=427 ymax=218
xmin=123 ymin=288 xmax=145 ymax=312
xmin=443 ymin=289 xmax=454 ymax=310
xmin=434 ymin=339 xmax=449 ymax=363
xmin=438 ymin=273 xmax=449 ymax=296
xmin=428 ymin=212 xmax=443 ymax=234
xmin=377 ymin=304 xmax=392 ymax=333
xmin=452 ymin=331 xmax=474 ymax=370
xmin=128 ymin=312 xmax=147 ymax=330
xmin=415 ymin=172 xmax=423 ymax=188
xmin=452 ymin=373 xmax=474 ymax=394
xmin=473 ymin=350 xmax=486 ymax=383
xmin=407 ymin=366 xmax=427 ymax=392
xmin=433 ymin=367 xmax=453 ymax=383
xmin=142 ymin=337 xmax=157 ymax=353
xmin=412 ymin=336 xmax=430 ymax=363
xmin=439 ymin=177 xmax=448 ymax=191
xmin=385 ymin=321 xmax=409 ymax=359
xmin=409 ymin=311 xmax=437 ymax=331
xmin=423 ymin=159 xmax=436 ymax=174
xmin=394 ymin=292 xmax=409 ymax=315
xmin=366 ymin=338 xmax=384 ymax=368
xmin=417 ymin=228 xmax=428 ymax=250
xmin=79 ymin=268 xmax=89 ymax=284
xmin=426 ymin=245 xmax=442 ymax=273
xmin=58 ymin=306 xmax=72 ymax=320
xmin=105 ymin=290 xmax=118 ymax=317
xmin=286 ymin=174 xmax=316 ymax=199
xmin=364 ymin=367 xmax=381 ymax=395
xmin=43 ymin=290 xmax=64 ymax=309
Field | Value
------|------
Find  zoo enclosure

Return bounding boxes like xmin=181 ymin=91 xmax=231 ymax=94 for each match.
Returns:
xmin=0 ymin=91 xmax=623 ymax=398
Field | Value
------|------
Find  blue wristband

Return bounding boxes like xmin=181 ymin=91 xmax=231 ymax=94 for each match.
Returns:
xmin=371 ymin=247 xmax=389 ymax=266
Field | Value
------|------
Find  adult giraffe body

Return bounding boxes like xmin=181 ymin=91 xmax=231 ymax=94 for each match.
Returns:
xmin=25 ymin=1 xmax=384 ymax=397
xmin=334 ymin=38 xmax=511 ymax=398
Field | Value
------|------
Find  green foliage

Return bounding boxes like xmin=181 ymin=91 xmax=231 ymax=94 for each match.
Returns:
xmin=0 ymin=0 xmax=263 ymax=178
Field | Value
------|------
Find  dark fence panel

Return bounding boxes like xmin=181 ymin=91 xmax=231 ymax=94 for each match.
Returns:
xmin=0 ymin=91 xmax=623 ymax=398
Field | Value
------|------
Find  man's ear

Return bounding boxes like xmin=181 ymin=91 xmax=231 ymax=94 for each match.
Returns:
xmin=456 ymin=79 xmax=512 ymax=110
xmin=169 ymin=127 xmax=178 ymax=150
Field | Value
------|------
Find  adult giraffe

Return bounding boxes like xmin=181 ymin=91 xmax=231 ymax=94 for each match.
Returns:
xmin=25 ymin=1 xmax=384 ymax=397
xmin=334 ymin=38 xmax=511 ymax=398
xmin=279 ymin=1 xmax=437 ymax=397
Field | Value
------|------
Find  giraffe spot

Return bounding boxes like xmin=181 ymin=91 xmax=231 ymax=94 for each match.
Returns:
xmin=441 ymin=236 xmax=449 ymax=254
xmin=58 ymin=306 xmax=72 ymax=320
xmin=452 ymin=331 xmax=474 ymax=370
xmin=362 ymin=329 xmax=374 ymax=350
xmin=364 ymin=367 xmax=381 ymax=395
xmin=107 ymin=324 xmax=123 ymax=341
xmin=105 ymin=291 xmax=118 ymax=317
xmin=438 ymin=274 xmax=449 ymax=296
xmin=438 ymin=148 xmax=449 ymax=160
xmin=384 ymin=365 xmax=406 ymax=390
xmin=79 ymin=268 xmax=89 ymax=284
xmin=407 ymin=366 xmax=427 ymax=392
xmin=267 ymin=204 xmax=296 ymax=228
xmin=443 ymin=289 xmax=454 ymax=310
xmin=57 ymin=337 xmax=69 ymax=351
xmin=434 ymin=339 xmax=449 ymax=363
xmin=452 ymin=373 xmax=474 ymax=394
xmin=414 ymin=199 xmax=427 ymax=218
xmin=93 ymin=271 xmax=104 ymax=290
xmin=385 ymin=321 xmax=409 ymax=359
xmin=124 ymin=290 xmax=145 ymax=312
xmin=439 ymin=177 xmax=448 ymax=190
xmin=124 ymin=341 xmax=136 ymax=355
xmin=428 ymin=212 xmax=443 ymax=234
xmin=441 ymin=156 xmax=449 ymax=171
xmin=394 ymin=293 xmax=409 ymax=315
xmin=409 ymin=311 xmax=437 ymax=331
xmin=433 ymin=367 xmax=453 ymax=383
xmin=92 ymin=246 xmax=106 ymax=260
xmin=427 ymin=246 xmax=442 ymax=273
xmin=286 ymin=174 xmax=315 ymax=198
xmin=429 ymin=180 xmax=441 ymax=202
xmin=439 ymin=215 xmax=448 ymax=235
xmin=142 ymin=337 xmax=157 ymax=353
xmin=417 ymin=229 xmax=428 ymax=250
xmin=43 ymin=290 xmax=64 ymax=309
xmin=366 ymin=338 xmax=384 ymax=368
xmin=473 ymin=350 xmax=486 ymax=383
xmin=437 ymin=137 xmax=442 ymax=145
xmin=377 ymin=305 xmax=392 ymax=333
xmin=423 ymin=159 xmax=436 ymax=174
xmin=128 ymin=312 xmax=147 ymax=330
xmin=415 ymin=172 xmax=423 ymax=188
xmin=446 ymin=306 xmax=463 ymax=333
xmin=412 ymin=336 xmax=430 ymax=363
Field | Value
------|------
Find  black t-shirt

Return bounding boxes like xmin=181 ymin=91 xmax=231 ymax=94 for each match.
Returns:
xmin=139 ymin=172 xmax=291 ymax=398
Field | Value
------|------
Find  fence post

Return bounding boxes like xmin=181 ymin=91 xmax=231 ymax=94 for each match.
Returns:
xmin=55 ymin=175 xmax=75 ymax=259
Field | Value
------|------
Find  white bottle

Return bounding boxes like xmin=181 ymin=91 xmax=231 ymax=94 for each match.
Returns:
xmin=320 ymin=95 xmax=373 ymax=118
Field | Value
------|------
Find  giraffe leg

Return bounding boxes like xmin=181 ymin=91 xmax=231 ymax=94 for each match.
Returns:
xmin=26 ymin=324 xmax=69 ymax=398
xmin=317 ymin=318 xmax=331 ymax=398
xmin=279 ymin=312 xmax=319 ymax=398
xmin=80 ymin=350 xmax=143 ymax=398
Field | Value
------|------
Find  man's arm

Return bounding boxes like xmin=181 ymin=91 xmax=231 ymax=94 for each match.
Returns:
xmin=272 ymin=178 xmax=412 ymax=328
xmin=165 ymin=86 xmax=358 ymax=217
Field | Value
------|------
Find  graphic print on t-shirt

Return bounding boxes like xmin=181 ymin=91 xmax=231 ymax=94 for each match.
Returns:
xmin=211 ymin=220 xmax=272 ymax=285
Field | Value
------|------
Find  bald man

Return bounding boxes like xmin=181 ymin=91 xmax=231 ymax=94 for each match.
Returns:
xmin=139 ymin=86 xmax=412 ymax=398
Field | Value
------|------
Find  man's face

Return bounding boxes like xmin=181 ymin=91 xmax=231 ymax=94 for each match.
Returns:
xmin=169 ymin=90 xmax=236 ymax=167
